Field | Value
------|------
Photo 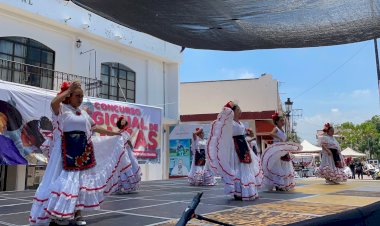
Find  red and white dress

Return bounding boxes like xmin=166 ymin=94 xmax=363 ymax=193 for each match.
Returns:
xmin=29 ymin=104 xmax=131 ymax=225
xmin=116 ymin=130 xmax=142 ymax=193
xmin=188 ymin=136 xmax=216 ymax=186
xmin=262 ymin=127 xmax=302 ymax=191
xmin=207 ymin=107 xmax=262 ymax=200
xmin=315 ymin=135 xmax=347 ymax=183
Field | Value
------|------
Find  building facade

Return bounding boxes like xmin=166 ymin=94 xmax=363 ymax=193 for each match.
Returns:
xmin=180 ymin=74 xmax=283 ymax=153
xmin=0 ymin=0 xmax=181 ymax=190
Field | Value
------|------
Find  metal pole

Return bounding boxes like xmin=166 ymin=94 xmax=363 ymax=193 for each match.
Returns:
xmin=374 ymin=39 xmax=380 ymax=105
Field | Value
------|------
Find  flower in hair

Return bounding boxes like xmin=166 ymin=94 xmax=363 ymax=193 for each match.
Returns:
xmin=323 ymin=123 xmax=332 ymax=132
xmin=272 ymin=112 xmax=279 ymax=120
xmin=58 ymin=81 xmax=71 ymax=95
xmin=224 ymin=101 xmax=235 ymax=109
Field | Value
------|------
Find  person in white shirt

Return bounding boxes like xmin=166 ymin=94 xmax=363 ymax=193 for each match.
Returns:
xmin=171 ymin=158 xmax=189 ymax=176
xmin=245 ymin=128 xmax=259 ymax=156
xmin=262 ymin=113 xmax=302 ymax=191
xmin=207 ymin=101 xmax=262 ymax=201
xmin=316 ymin=123 xmax=347 ymax=184
xmin=188 ymin=128 xmax=216 ymax=186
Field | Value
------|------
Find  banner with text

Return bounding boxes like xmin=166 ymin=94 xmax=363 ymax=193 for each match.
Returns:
xmin=0 ymin=81 xmax=162 ymax=165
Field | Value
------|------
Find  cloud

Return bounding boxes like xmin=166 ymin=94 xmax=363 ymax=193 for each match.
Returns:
xmin=237 ymin=71 xmax=256 ymax=79
xmin=220 ymin=68 xmax=258 ymax=79
xmin=351 ymin=89 xmax=371 ymax=98
xmin=295 ymin=109 xmax=377 ymax=144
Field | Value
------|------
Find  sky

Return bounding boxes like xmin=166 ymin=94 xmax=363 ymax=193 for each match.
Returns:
xmin=179 ymin=40 xmax=380 ymax=144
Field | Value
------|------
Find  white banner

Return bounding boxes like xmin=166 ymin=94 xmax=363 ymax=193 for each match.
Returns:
xmin=0 ymin=80 xmax=162 ymax=165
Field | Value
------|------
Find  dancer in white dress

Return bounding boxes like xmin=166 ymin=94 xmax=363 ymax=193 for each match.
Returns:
xmin=207 ymin=101 xmax=262 ymax=200
xmin=29 ymin=81 xmax=131 ymax=225
xmin=115 ymin=116 xmax=142 ymax=193
xmin=245 ymin=128 xmax=259 ymax=156
xmin=315 ymin=123 xmax=347 ymax=184
xmin=262 ymin=113 xmax=302 ymax=191
xmin=188 ymin=128 xmax=216 ymax=186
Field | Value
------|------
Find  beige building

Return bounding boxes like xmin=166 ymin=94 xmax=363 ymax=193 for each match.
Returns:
xmin=180 ymin=74 xmax=283 ymax=153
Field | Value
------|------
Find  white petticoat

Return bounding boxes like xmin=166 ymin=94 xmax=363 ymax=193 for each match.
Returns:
xmin=207 ymin=107 xmax=263 ymax=200
xmin=262 ymin=142 xmax=302 ymax=191
xmin=315 ymin=152 xmax=347 ymax=183
xmin=116 ymin=145 xmax=142 ymax=193
xmin=188 ymin=159 xmax=216 ymax=186
xmin=29 ymin=135 xmax=131 ymax=225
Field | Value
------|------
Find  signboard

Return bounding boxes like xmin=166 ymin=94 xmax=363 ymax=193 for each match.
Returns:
xmin=169 ymin=139 xmax=191 ymax=177
xmin=168 ymin=124 xmax=210 ymax=178
xmin=0 ymin=81 xmax=162 ymax=165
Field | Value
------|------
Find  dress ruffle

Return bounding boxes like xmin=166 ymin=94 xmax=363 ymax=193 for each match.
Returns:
xmin=315 ymin=152 xmax=347 ymax=183
xmin=116 ymin=144 xmax=142 ymax=193
xmin=207 ymin=107 xmax=262 ymax=200
xmin=29 ymin=135 xmax=131 ymax=225
xmin=188 ymin=161 xmax=216 ymax=186
xmin=262 ymin=142 xmax=302 ymax=191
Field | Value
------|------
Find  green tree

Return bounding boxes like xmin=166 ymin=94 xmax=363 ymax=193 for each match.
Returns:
xmin=336 ymin=116 xmax=380 ymax=160
xmin=287 ymin=132 xmax=301 ymax=143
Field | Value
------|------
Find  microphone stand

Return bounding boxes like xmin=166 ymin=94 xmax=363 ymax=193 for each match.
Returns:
xmin=176 ymin=192 xmax=233 ymax=226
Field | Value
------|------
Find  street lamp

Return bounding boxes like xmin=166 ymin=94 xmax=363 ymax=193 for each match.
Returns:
xmin=284 ymin=98 xmax=293 ymax=134
xmin=285 ymin=97 xmax=293 ymax=114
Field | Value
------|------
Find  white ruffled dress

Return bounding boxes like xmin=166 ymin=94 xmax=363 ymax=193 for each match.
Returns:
xmin=116 ymin=131 xmax=142 ymax=193
xmin=29 ymin=104 xmax=131 ymax=225
xmin=207 ymin=107 xmax=262 ymax=200
xmin=262 ymin=127 xmax=302 ymax=191
xmin=188 ymin=137 xmax=216 ymax=186
xmin=315 ymin=135 xmax=347 ymax=183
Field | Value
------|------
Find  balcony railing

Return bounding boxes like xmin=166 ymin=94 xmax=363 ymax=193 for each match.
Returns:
xmin=0 ymin=58 xmax=102 ymax=97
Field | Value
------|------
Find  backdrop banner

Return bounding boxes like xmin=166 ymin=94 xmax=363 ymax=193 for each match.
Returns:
xmin=0 ymin=81 xmax=162 ymax=165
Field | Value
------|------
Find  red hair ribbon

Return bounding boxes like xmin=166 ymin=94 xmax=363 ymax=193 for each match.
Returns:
xmin=323 ymin=123 xmax=331 ymax=132
xmin=58 ymin=81 xmax=71 ymax=95
xmin=272 ymin=112 xmax=279 ymax=120
xmin=224 ymin=101 xmax=234 ymax=109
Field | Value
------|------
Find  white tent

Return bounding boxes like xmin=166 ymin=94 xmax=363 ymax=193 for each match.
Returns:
xmin=341 ymin=147 xmax=366 ymax=157
xmin=300 ymin=140 xmax=322 ymax=153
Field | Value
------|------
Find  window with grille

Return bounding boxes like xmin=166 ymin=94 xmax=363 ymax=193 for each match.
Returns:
xmin=100 ymin=62 xmax=136 ymax=103
xmin=0 ymin=37 xmax=55 ymax=89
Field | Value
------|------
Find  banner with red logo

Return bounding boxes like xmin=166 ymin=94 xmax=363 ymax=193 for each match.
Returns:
xmin=0 ymin=80 xmax=162 ymax=165
xmin=88 ymin=99 xmax=162 ymax=163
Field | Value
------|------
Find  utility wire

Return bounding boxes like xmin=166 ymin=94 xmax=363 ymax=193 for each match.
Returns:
xmin=294 ymin=42 xmax=369 ymax=100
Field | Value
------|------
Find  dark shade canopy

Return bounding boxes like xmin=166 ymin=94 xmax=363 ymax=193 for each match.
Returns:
xmin=71 ymin=0 xmax=380 ymax=51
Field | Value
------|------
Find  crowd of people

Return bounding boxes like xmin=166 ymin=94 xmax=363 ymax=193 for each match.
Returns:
xmin=28 ymin=81 xmax=374 ymax=225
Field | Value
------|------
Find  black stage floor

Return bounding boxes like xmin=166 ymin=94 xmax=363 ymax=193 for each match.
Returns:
xmin=0 ymin=178 xmax=309 ymax=226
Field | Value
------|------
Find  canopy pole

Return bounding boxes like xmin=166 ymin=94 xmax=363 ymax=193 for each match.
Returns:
xmin=374 ymin=38 xmax=380 ymax=106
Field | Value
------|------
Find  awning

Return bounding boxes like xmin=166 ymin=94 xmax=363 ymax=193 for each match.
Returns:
xmin=341 ymin=147 xmax=366 ymax=157
xmin=300 ymin=140 xmax=322 ymax=153
xmin=70 ymin=0 xmax=380 ymax=50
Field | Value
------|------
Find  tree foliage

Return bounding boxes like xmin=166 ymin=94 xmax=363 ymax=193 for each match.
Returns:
xmin=336 ymin=116 xmax=380 ymax=159
xmin=287 ymin=132 xmax=301 ymax=143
